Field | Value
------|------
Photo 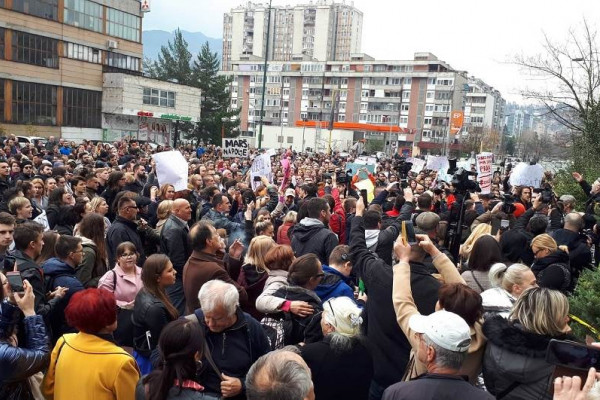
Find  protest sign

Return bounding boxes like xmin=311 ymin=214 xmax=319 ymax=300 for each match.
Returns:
xmin=354 ymin=179 xmax=375 ymax=203
xmin=153 ymin=151 xmax=188 ymax=191
xmin=476 ymin=152 xmax=493 ymax=194
xmin=347 ymin=162 xmax=375 ymax=177
xmin=509 ymin=162 xmax=545 ymax=188
xmin=250 ymin=153 xmax=272 ymax=190
xmin=356 ymin=156 xmax=378 ymax=165
xmin=426 ymin=156 xmax=449 ymax=172
xmin=222 ymin=138 xmax=249 ymax=158
xmin=407 ymin=157 xmax=426 ymax=173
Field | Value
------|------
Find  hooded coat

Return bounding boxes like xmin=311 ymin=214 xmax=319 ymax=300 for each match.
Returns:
xmin=76 ymin=236 xmax=108 ymax=288
xmin=531 ymin=250 xmax=572 ymax=293
xmin=290 ymin=218 xmax=338 ymax=265
xmin=482 ymin=315 xmax=574 ymax=400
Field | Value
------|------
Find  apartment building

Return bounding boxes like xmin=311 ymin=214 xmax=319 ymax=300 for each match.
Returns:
xmin=225 ymin=52 xmax=505 ymax=154
xmin=463 ymin=77 xmax=505 ymax=135
xmin=222 ymin=1 xmax=363 ymax=71
xmin=0 ymin=0 xmax=145 ymax=139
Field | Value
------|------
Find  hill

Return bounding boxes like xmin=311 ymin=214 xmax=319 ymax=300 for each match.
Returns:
xmin=143 ymin=30 xmax=223 ymax=62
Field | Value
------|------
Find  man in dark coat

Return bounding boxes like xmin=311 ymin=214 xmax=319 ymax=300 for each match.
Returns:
xmin=350 ymin=196 xmax=440 ymax=400
xmin=551 ymin=212 xmax=592 ymax=280
xmin=106 ymin=197 xmax=146 ymax=266
xmin=160 ymin=199 xmax=192 ymax=315
xmin=291 ymin=197 xmax=338 ymax=265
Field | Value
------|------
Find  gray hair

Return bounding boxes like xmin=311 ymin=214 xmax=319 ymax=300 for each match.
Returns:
xmin=198 ymin=280 xmax=239 ymax=316
xmin=246 ymin=350 xmax=313 ymax=400
xmin=424 ymin=334 xmax=466 ymax=370
xmin=564 ymin=212 xmax=584 ymax=231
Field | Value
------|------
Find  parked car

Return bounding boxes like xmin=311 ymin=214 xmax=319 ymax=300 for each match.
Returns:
xmin=16 ymin=136 xmax=47 ymax=148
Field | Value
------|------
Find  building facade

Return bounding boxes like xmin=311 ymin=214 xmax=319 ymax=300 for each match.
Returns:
xmin=0 ymin=0 xmax=146 ymax=139
xmin=463 ymin=77 xmax=505 ymax=135
xmin=102 ymin=73 xmax=201 ymax=145
xmin=224 ymin=52 xmax=505 ymax=155
xmin=222 ymin=1 xmax=363 ymax=71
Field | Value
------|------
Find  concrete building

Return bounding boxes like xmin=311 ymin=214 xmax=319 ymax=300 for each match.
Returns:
xmin=225 ymin=52 xmax=500 ymax=155
xmin=0 ymin=0 xmax=145 ymax=138
xmin=463 ymin=77 xmax=505 ymax=135
xmin=102 ymin=73 xmax=201 ymax=145
xmin=222 ymin=1 xmax=363 ymax=71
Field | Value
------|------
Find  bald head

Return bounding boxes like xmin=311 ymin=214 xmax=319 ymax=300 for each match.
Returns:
xmin=172 ymin=199 xmax=192 ymax=222
xmin=564 ymin=212 xmax=584 ymax=232
xmin=246 ymin=350 xmax=314 ymax=400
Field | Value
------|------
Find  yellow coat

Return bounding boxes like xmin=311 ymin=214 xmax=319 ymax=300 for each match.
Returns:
xmin=42 ymin=332 xmax=140 ymax=400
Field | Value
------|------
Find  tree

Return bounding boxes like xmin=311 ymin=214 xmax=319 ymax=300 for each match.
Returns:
xmin=513 ymin=19 xmax=600 ymax=173
xmin=189 ymin=42 xmax=239 ymax=145
xmin=504 ymin=135 xmax=516 ymax=155
xmin=147 ymin=29 xmax=193 ymax=86
xmin=460 ymin=127 xmax=501 ymax=156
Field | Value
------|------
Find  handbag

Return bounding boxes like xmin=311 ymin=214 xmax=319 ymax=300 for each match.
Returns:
xmin=110 ymin=270 xmax=134 ymax=347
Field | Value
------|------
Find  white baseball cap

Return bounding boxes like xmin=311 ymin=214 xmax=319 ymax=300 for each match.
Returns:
xmin=409 ymin=310 xmax=471 ymax=352
xmin=285 ymin=188 xmax=296 ymax=198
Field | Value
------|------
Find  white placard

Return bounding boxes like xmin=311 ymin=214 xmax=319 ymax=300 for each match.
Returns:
xmin=426 ymin=156 xmax=449 ymax=172
xmin=476 ymin=152 xmax=493 ymax=194
xmin=222 ymin=138 xmax=249 ymax=158
xmin=250 ymin=153 xmax=272 ymax=190
xmin=153 ymin=151 xmax=188 ymax=191
xmin=407 ymin=157 xmax=426 ymax=173
xmin=509 ymin=162 xmax=545 ymax=188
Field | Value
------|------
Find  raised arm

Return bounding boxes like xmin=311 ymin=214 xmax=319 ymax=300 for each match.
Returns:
xmin=416 ymin=234 xmax=465 ymax=285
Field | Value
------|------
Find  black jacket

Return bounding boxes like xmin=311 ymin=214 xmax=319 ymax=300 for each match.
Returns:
xmin=551 ymin=228 xmax=592 ymax=276
xmin=383 ymin=373 xmax=494 ymax=400
xmin=124 ymin=180 xmax=145 ymax=195
xmin=579 ymin=180 xmax=600 ymax=215
xmin=290 ymin=219 xmax=339 ymax=265
xmin=193 ymin=307 xmax=270 ymax=400
xmin=300 ymin=336 xmax=373 ymax=400
xmin=271 ymin=284 xmax=324 ymax=345
xmin=483 ymin=315 xmax=574 ymax=400
xmin=531 ymin=250 xmax=573 ymax=293
xmin=107 ymin=216 xmax=146 ymax=267
xmin=132 ymin=289 xmax=176 ymax=357
xmin=350 ymin=216 xmax=440 ymax=388
xmin=46 ymin=204 xmax=60 ymax=229
xmin=159 ymin=215 xmax=191 ymax=273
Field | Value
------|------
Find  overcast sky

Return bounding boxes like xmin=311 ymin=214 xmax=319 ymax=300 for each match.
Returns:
xmin=144 ymin=0 xmax=600 ymax=103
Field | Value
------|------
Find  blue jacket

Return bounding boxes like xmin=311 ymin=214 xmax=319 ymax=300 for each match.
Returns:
xmin=315 ymin=264 xmax=355 ymax=303
xmin=0 ymin=313 xmax=50 ymax=385
xmin=42 ymin=257 xmax=84 ymax=340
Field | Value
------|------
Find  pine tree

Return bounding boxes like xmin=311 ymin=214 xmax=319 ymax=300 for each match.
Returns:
xmin=190 ymin=42 xmax=239 ymax=145
xmin=147 ymin=29 xmax=193 ymax=86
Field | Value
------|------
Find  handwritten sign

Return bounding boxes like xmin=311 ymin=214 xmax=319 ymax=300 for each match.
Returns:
xmin=476 ymin=152 xmax=493 ymax=194
xmin=153 ymin=151 xmax=188 ymax=191
xmin=407 ymin=157 xmax=426 ymax=173
xmin=509 ymin=162 xmax=544 ymax=188
xmin=250 ymin=153 xmax=272 ymax=190
xmin=426 ymin=156 xmax=449 ymax=173
xmin=222 ymin=138 xmax=249 ymax=158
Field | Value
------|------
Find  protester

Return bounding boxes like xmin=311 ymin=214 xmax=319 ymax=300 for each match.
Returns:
xmin=480 ymin=263 xmax=537 ymax=318
xmin=107 ymin=196 xmax=147 ymax=267
xmin=76 ymin=213 xmax=109 ymax=288
xmin=291 ymin=197 xmax=339 ymax=264
xmin=461 ymin=235 xmax=503 ymax=293
xmin=42 ymin=288 xmax=140 ymax=399
xmin=530 ymin=234 xmax=573 ymax=293
xmin=238 ymin=235 xmax=276 ymax=319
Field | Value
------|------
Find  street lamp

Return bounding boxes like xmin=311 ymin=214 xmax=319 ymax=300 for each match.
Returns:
xmin=257 ymin=0 xmax=273 ymax=150
xmin=387 ymin=102 xmax=394 ymax=155
xmin=301 ymin=117 xmax=308 ymax=153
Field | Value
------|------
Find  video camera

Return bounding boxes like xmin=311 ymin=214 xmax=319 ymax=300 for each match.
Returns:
xmin=502 ymin=194 xmax=516 ymax=214
xmin=451 ymin=168 xmax=480 ymax=193
xmin=391 ymin=158 xmax=413 ymax=188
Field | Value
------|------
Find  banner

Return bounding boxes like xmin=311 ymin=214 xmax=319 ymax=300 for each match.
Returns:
xmin=153 ymin=151 xmax=188 ymax=191
xmin=347 ymin=163 xmax=375 ymax=177
xmin=509 ymin=162 xmax=544 ymax=188
xmin=450 ymin=111 xmax=464 ymax=135
xmin=250 ymin=153 xmax=272 ymax=190
xmin=476 ymin=152 xmax=493 ymax=194
xmin=222 ymin=138 xmax=249 ymax=158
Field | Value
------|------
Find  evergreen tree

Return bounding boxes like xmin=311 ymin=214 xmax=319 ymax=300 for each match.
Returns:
xmin=190 ymin=42 xmax=239 ymax=145
xmin=148 ymin=29 xmax=193 ymax=86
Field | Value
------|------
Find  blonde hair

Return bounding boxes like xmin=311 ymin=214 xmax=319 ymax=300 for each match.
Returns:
xmin=157 ymin=200 xmax=174 ymax=220
xmin=89 ymin=196 xmax=107 ymax=213
xmin=489 ymin=263 xmax=532 ymax=294
xmin=124 ymin=172 xmax=135 ymax=184
xmin=244 ymin=235 xmax=276 ymax=273
xmin=30 ymin=178 xmax=45 ymax=193
xmin=460 ymin=223 xmax=492 ymax=258
xmin=9 ymin=196 xmax=30 ymax=215
xmin=531 ymin=233 xmax=569 ymax=254
xmin=509 ymin=287 xmax=569 ymax=336
xmin=283 ymin=211 xmax=297 ymax=224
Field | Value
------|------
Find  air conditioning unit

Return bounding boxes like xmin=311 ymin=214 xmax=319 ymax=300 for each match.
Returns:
xmin=107 ymin=40 xmax=118 ymax=50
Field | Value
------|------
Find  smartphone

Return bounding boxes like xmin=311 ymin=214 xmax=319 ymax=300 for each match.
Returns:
xmin=500 ymin=219 xmax=510 ymax=231
xmin=360 ymin=189 xmax=368 ymax=207
xmin=6 ymin=271 xmax=24 ymax=293
xmin=546 ymin=339 xmax=600 ymax=370
xmin=402 ymin=221 xmax=417 ymax=245
xmin=491 ymin=218 xmax=501 ymax=235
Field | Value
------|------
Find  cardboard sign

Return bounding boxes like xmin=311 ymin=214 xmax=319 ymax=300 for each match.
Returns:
xmin=153 ymin=151 xmax=188 ymax=191
xmin=346 ymin=163 xmax=375 ymax=178
xmin=426 ymin=156 xmax=449 ymax=173
xmin=250 ymin=153 xmax=272 ymax=190
xmin=222 ymin=138 xmax=249 ymax=158
xmin=407 ymin=157 xmax=426 ymax=173
xmin=476 ymin=152 xmax=493 ymax=194
xmin=509 ymin=162 xmax=545 ymax=188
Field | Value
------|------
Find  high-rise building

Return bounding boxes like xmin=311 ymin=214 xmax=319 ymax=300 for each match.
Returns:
xmin=463 ymin=77 xmax=505 ymax=134
xmin=0 ymin=0 xmax=145 ymax=138
xmin=222 ymin=1 xmax=363 ymax=71
xmin=224 ymin=52 xmax=506 ymax=155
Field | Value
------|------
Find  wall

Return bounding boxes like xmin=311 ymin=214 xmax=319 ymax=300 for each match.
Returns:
xmin=247 ymin=125 xmax=354 ymax=152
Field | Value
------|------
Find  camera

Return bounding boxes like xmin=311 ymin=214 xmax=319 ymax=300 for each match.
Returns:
xmin=540 ymin=187 xmax=555 ymax=204
xmin=451 ymin=168 xmax=480 ymax=193
xmin=336 ymin=169 xmax=351 ymax=184
xmin=501 ymin=194 xmax=516 ymax=214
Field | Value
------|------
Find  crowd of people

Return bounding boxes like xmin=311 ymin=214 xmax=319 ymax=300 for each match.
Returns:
xmin=0 ymin=133 xmax=599 ymax=400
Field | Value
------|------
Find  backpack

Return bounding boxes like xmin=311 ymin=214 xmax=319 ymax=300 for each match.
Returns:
xmin=260 ymin=315 xmax=286 ymax=350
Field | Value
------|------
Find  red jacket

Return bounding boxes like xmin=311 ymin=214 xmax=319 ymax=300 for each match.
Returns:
xmin=328 ymin=187 xmax=347 ymax=244
xmin=277 ymin=221 xmax=294 ymax=245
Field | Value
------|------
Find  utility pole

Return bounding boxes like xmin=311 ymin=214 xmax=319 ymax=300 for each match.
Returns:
xmin=257 ymin=0 xmax=272 ymax=149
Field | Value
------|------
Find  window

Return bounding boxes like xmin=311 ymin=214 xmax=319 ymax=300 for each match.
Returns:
xmin=401 ymin=104 xmax=410 ymax=112
xmin=63 ymin=87 xmax=101 ymax=128
xmin=12 ymin=31 xmax=58 ymax=69
xmin=400 ymin=116 xmax=408 ymax=124
xmin=287 ymin=136 xmax=293 ymax=144
xmin=424 ymin=117 xmax=432 ymax=125
xmin=12 ymin=81 xmax=57 ymax=125
xmin=426 ymin=91 xmax=434 ymax=99
xmin=107 ymin=8 xmax=140 ymax=42
xmin=105 ymin=52 xmax=140 ymax=71
xmin=0 ymin=28 xmax=4 ymax=59
xmin=64 ymin=0 xmax=103 ymax=32
xmin=13 ymin=0 xmax=58 ymax=20
xmin=402 ymin=91 xmax=411 ymax=99
xmin=143 ymin=88 xmax=176 ymax=108
xmin=404 ymin=78 xmax=412 ymax=85
xmin=64 ymin=42 xmax=102 ymax=64
xmin=0 ymin=79 xmax=4 ymax=122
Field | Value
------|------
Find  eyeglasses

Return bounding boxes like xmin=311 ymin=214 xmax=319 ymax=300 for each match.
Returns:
xmin=315 ymin=272 xmax=325 ymax=279
xmin=71 ymin=249 xmax=84 ymax=255
xmin=326 ymin=301 xmax=337 ymax=326
xmin=120 ymin=253 xmax=136 ymax=258
xmin=532 ymin=248 xmax=547 ymax=256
